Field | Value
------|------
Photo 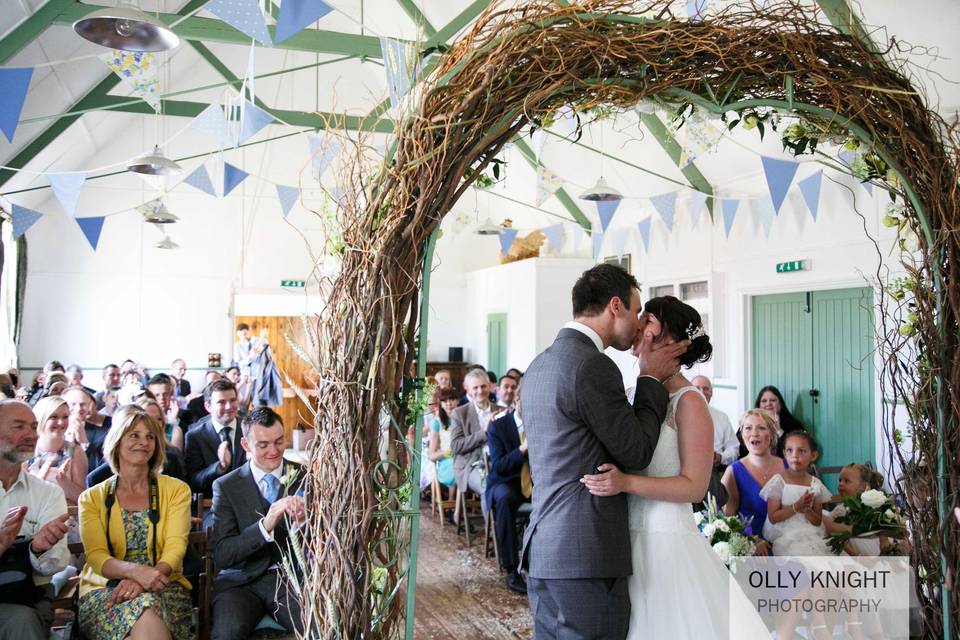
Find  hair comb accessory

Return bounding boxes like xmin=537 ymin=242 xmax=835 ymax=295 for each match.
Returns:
xmin=686 ymin=322 xmax=705 ymax=340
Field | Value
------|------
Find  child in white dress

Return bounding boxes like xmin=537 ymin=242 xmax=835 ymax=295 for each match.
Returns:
xmin=823 ymin=462 xmax=885 ymax=556
xmin=759 ymin=431 xmax=833 ymax=556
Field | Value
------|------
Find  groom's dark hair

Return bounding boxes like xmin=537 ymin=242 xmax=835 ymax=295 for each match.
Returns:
xmin=572 ymin=264 xmax=639 ymax=317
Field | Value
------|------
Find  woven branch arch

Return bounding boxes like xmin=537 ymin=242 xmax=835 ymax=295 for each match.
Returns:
xmin=296 ymin=2 xmax=959 ymax=638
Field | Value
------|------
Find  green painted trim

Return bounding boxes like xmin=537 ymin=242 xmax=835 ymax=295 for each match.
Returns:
xmin=639 ymin=113 xmax=715 ymax=218
xmin=0 ymin=0 xmax=73 ymax=65
xmin=429 ymin=0 xmax=492 ymax=45
xmin=513 ymin=138 xmax=591 ymax=231
xmin=814 ymin=0 xmax=882 ymax=56
xmin=54 ymin=4 xmax=388 ymax=57
xmin=396 ymin=0 xmax=437 ymax=38
xmin=712 ymin=383 xmax=738 ymax=390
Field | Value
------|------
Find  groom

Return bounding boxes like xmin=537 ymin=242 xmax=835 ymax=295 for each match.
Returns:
xmin=520 ymin=264 xmax=687 ymax=639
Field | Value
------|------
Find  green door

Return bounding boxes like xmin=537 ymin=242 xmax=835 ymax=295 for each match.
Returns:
xmin=752 ymin=288 xmax=875 ymax=490
xmin=487 ymin=313 xmax=507 ymax=377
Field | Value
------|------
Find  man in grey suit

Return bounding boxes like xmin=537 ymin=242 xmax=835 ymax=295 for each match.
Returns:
xmin=210 ymin=407 xmax=306 ymax=640
xmin=450 ymin=368 xmax=503 ymax=509
xmin=521 ymin=264 xmax=687 ymax=639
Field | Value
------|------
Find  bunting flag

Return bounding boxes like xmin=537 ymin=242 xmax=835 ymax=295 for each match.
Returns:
xmin=530 ymin=128 xmax=546 ymax=159
xmin=862 ymin=181 xmax=873 ymax=196
xmin=275 ymin=0 xmax=333 ymax=44
xmin=0 ymin=67 xmax=32 ymax=142
xmin=498 ymin=228 xmax=519 ymax=255
xmin=553 ymin=105 xmax=578 ymax=138
xmin=11 ymin=204 xmax=42 ymax=240
xmin=572 ymin=224 xmax=585 ymax=250
xmin=838 ymin=149 xmax=856 ymax=168
xmin=535 ymin=165 xmax=563 ymax=206
xmin=592 ymin=230 xmax=604 ymax=260
xmin=223 ymin=163 xmax=249 ymax=196
xmin=541 ymin=223 xmax=564 ymax=250
xmin=650 ymin=192 xmax=678 ymax=231
xmin=380 ymin=37 xmax=419 ymax=109
xmin=689 ymin=191 xmax=708 ymax=229
xmin=100 ymin=50 xmax=160 ymax=111
xmin=721 ymin=199 xmax=739 ymax=238
xmin=48 ymin=172 xmax=86 ymax=218
xmin=237 ymin=100 xmax=273 ymax=145
xmin=183 ymin=164 xmax=216 ymax=196
xmin=76 ymin=217 xmax=106 ymax=250
xmin=678 ymin=115 xmax=724 ymax=166
xmin=596 ymin=200 xmax=620 ymax=232
xmin=687 ymin=0 xmax=709 ymax=22
xmin=611 ymin=229 xmax=629 ymax=259
xmin=191 ymin=104 xmax=231 ymax=147
xmin=136 ymin=197 xmax=163 ymax=218
xmin=276 ymin=184 xmax=300 ymax=218
xmin=761 ymin=156 xmax=800 ymax=214
xmin=307 ymin=134 xmax=340 ymax=180
xmin=206 ymin=0 xmax=272 ymax=46
xmin=797 ymin=170 xmax=823 ymax=221
xmin=756 ymin=197 xmax=775 ymax=239
xmin=637 ymin=217 xmax=652 ymax=251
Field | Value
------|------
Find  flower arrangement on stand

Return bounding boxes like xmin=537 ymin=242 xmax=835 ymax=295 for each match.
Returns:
xmin=825 ymin=489 xmax=908 ymax=555
xmin=696 ymin=494 xmax=758 ymax=569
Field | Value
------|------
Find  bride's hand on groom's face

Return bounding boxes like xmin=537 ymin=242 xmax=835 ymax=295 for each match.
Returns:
xmin=580 ymin=464 xmax=626 ymax=497
xmin=632 ymin=332 xmax=691 ymax=382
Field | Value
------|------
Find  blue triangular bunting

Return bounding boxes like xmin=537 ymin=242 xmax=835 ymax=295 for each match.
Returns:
xmin=637 ymin=217 xmax=652 ymax=251
xmin=192 ymin=103 xmax=231 ymax=147
xmin=761 ymin=156 xmax=799 ymax=214
xmin=838 ymin=149 xmax=856 ymax=167
xmin=276 ymin=184 xmax=300 ymax=218
xmin=756 ymin=197 xmax=775 ymax=239
xmin=237 ymin=100 xmax=274 ymax=144
xmin=308 ymin=134 xmax=340 ymax=179
xmin=596 ymin=200 xmax=620 ymax=232
xmin=541 ymin=224 xmax=564 ymax=250
xmin=0 ymin=68 xmax=32 ymax=143
xmin=48 ymin=172 xmax=86 ymax=218
xmin=499 ymin=228 xmax=519 ymax=255
xmin=572 ymin=225 xmax=585 ymax=250
xmin=862 ymin=180 xmax=873 ymax=196
xmin=76 ymin=216 xmax=105 ymax=250
xmin=797 ymin=170 xmax=822 ymax=221
xmin=592 ymin=231 xmax=603 ymax=260
xmin=379 ymin=37 xmax=418 ymax=109
xmin=689 ymin=191 xmax=708 ymax=229
xmin=650 ymin=192 xmax=677 ymax=231
xmin=183 ymin=164 xmax=216 ymax=196
xmin=11 ymin=205 xmax=42 ymax=240
xmin=611 ymin=229 xmax=628 ymax=259
xmin=206 ymin=0 xmax=272 ymax=46
xmin=721 ymin=199 xmax=739 ymax=238
xmin=687 ymin=0 xmax=708 ymax=22
xmin=275 ymin=0 xmax=333 ymax=44
xmin=223 ymin=163 xmax=249 ymax=196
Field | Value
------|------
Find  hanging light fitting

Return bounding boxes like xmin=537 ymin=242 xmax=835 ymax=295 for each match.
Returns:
xmin=578 ymin=176 xmax=623 ymax=202
xmin=142 ymin=200 xmax=179 ymax=224
xmin=154 ymin=236 xmax=180 ymax=249
xmin=474 ymin=216 xmax=502 ymax=235
xmin=127 ymin=145 xmax=183 ymax=177
xmin=74 ymin=2 xmax=180 ymax=52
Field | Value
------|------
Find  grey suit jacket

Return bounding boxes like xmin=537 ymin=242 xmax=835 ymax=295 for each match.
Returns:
xmin=449 ymin=402 xmax=487 ymax=492
xmin=520 ymin=328 xmax=668 ymax=580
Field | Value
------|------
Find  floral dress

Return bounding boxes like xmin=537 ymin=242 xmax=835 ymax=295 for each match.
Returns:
xmin=78 ymin=509 xmax=193 ymax=640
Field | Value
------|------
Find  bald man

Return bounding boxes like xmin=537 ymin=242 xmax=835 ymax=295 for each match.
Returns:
xmin=691 ymin=376 xmax=739 ymax=466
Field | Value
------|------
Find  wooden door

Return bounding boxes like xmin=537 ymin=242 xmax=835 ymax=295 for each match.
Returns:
xmin=486 ymin=313 xmax=507 ymax=378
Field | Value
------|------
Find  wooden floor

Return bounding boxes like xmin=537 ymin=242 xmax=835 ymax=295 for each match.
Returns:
xmin=413 ymin=506 xmax=534 ymax=639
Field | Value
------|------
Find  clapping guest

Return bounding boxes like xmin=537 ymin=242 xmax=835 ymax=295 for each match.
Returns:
xmin=184 ymin=379 xmax=245 ymax=500
xmin=77 ymin=405 xmax=193 ymax=640
xmin=28 ymin=397 xmax=88 ymax=504
xmin=95 ymin=364 xmax=122 ymax=410
xmin=63 ymin=386 xmax=110 ymax=473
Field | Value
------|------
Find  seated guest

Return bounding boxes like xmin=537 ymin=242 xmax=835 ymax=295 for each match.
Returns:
xmin=504 ymin=367 xmax=523 ymax=380
xmin=63 ymin=385 xmax=110 ymax=473
xmin=85 ymin=399 xmax=187 ymax=487
xmin=457 ymin=364 xmax=487 ymax=406
xmin=184 ymin=379 xmax=245 ymax=500
xmin=495 ymin=374 xmax=518 ymax=410
xmin=28 ymin=396 xmax=88 ymax=504
xmin=168 ymin=359 xmax=190 ymax=400
xmin=427 ymin=388 xmax=460 ymax=506
xmin=77 ymin=404 xmax=193 ymax=640
xmin=65 ymin=365 xmax=97 ymax=396
xmin=224 ymin=366 xmax=252 ymax=411
xmin=210 ymin=408 xmax=305 ymax=640
xmin=0 ymin=400 xmax=71 ymax=640
xmin=486 ymin=384 xmax=531 ymax=594
xmin=720 ymin=409 xmax=786 ymax=554
xmin=752 ymin=385 xmax=805 ymax=457
xmin=183 ymin=371 xmax=222 ymax=426
xmin=691 ymin=375 xmax=739 ymax=467
xmin=433 ymin=369 xmax=452 ymax=390
xmin=99 ymin=389 xmax=119 ymax=417
xmin=450 ymin=369 xmax=500 ymax=512
xmin=28 ymin=361 xmax=65 ymax=405
xmin=95 ymin=364 xmax=122 ymax=410
xmin=146 ymin=374 xmax=185 ymax=450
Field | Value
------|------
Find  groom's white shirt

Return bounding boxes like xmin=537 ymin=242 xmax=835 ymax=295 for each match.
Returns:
xmin=564 ymin=321 xmax=603 ymax=351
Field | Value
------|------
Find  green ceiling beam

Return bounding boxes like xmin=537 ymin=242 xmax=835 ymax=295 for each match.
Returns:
xmin=429 ymin=0 xmax=492 ymax=45
xmin=0 ymin=0 xmax=74 ymax=65
xmin=513 ymin=138 xmax=591 ymax=231
xmin=815 ymin=0 xmax=882 ymax=56
xmin=53 ymin=3 xmax=387 ymax=57
xmin=639 ymin=113 xmax=715 ymax=217
xmin=396 ymin=0 xmax=436 ymax=38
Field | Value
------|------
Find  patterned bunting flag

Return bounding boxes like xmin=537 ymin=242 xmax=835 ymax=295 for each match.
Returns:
xmin=183 ymin=164 xmax=216 ymax=196
xmin=307 ymin=134 xmax=340 ymax=180
xmin=0 ymin=68 xmax=33 ymax=142
xmin=721 ymin=199 xmax=739 ymax=238
xmin=797 ymin=170 xmax=822 ymax=221
xmin=206 ymin=0 xmax=272 ymax=46
xmin=761 ymin=156 xmax=800 ymax=214
xmin=637 ymin=217 xmax=652 ymax=252
xmin=101 ymin=50 xmax=160 ymax=111
xmin=76 ymin=217 xmax=106 ymax=250
xmin=677 ymin=111 xmax=723 ymax=166
xmin=237 ymin=100 xmax=274 ymax=145
xmin=650 ymin=192 xmax=678 ymax=231
xmin=596 ymin=200 xmax=620 ymax=232
xmin=756 ymin=197 xmax=775 ymax=239
xmin=535 ymin=166 xmax=563 ymax=207
xmin=592 ymin=230 xmax=604 ymax=260
xmin=275 ymin=0 xmax=333 ymax=44
xmin=11 ymin=205 xmax=42 ymax=239
xmin=380 ymin=37 xmax=419 ymax=109
xmin=541 ymin=224 xmax=564 ymax=251
xmin=689 ymin=191 xmax=708 ymax=229
xmin=498 ymin=228 xmax=519 ymax=255
xmin=48 ymin=173 xmax=86 ymax=218
xmin=192 ymin=104 xmax=231 ymax=147
xmin=223 ymin=163 xmax=249 ymax=196
xmin=276 ymin=184 xmax=300 ymax=218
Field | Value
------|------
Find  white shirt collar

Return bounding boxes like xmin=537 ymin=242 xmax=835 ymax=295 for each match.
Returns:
xmin=471 ymin=400 xmax=492 ymax=418
xmin=564 ymin=321 xmax=604 ymax=351
xmin=0 ymin=467 xmax=29 ymax=495
xmin=212 ymin=418 xmax=237 ymax=434
xmin=249 ymin=460 xmax=283 ymax=486
xmin=514 ymin=411 xmax=523 ymax=429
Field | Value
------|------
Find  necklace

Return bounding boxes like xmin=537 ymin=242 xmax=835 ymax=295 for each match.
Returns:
xmin=746 ymin=456 xmax=775 ymax=486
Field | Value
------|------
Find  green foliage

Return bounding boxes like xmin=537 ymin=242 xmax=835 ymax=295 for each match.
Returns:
xmin=824 ymin=491 xmax=908 ymax=555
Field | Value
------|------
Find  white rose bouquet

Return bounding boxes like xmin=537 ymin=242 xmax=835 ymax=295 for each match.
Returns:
xmin=697 ymin=494 xmax=757 ymax=569
xmin=825 ymin=488 xmax=907 ymax=555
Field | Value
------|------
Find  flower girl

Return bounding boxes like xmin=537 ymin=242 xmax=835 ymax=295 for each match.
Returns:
xmin=823 ymin=463 xmax=885 ymax=556
xmin=759 ymin=431 xmax=833 ymax=556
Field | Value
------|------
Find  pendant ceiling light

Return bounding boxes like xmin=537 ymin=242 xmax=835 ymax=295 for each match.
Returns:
xmin=154 ymin=236 xmax=180 ymax=249
xmin=143 ymin=200 xmax=179 ymax=224
xmin=74 ymin=2 xmax=180 ymax=52
xmin=474 ymin=216 xmax=502 ymax=235
xmin=579 ymin=176 xmax=623 ymax=202
xmin=127 ymin=145 xmax=183 ymax=177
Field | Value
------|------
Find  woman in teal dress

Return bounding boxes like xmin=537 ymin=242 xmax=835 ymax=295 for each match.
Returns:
xmin=78 ymin=404 xmax=193 ymax=640
xmin=428 ymin=388 xmax=461 ymax=495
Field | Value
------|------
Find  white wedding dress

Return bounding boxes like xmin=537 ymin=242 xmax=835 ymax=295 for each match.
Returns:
xmin=625 ymin=387 xmax=771 ymax=640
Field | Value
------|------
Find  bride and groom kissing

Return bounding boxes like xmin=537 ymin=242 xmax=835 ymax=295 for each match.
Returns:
xmin=520 ymin=263 xmax=768 ymax=640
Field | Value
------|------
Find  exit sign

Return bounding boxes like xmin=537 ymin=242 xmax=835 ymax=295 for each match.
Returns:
xmin=281 ymin=279 xmax=305 ymax=288
xmin=776 ymin=260 xmax=806 ymax=273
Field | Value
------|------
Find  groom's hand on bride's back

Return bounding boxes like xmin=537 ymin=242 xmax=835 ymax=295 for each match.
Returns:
xmin=632 ymin=332 xmax=690 ymax=382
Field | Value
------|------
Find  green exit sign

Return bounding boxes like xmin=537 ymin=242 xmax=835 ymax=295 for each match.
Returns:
xmin=776 ymin=260 xmax=806 ymax=273
xmin=281 ymin=279 xmax=305 ymax=288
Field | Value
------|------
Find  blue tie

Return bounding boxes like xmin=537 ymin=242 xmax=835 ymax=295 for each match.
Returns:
xmin=261 ymin=474 xmax=280 ymax=504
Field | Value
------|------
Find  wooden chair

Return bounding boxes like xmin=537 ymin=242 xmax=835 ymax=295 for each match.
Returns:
xmin=482 ymin=451 xmax=533 ymax=566
xmin=430 ymin=475 xmax=456 ymax=527
xmin=188 ymin=529 xmax=211 ymax=640
xmin=455 ymin=486 xmax=484 ymax=547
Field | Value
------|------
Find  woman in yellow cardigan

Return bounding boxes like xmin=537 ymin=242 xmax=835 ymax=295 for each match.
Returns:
xmin=77 ymin=404 xmax=192 ymax=640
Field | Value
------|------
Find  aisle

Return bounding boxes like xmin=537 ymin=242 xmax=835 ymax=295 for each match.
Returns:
xmin=413 ymin=506 xmax=533 ymax=639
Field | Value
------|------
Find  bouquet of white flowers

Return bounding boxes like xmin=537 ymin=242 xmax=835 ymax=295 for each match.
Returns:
xmin=825 ymin=489 xmax=907 ymax=555
xmin=696 ymin=494 xmax=757 ymax=567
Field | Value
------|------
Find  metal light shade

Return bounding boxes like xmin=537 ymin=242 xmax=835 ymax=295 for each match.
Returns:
xmin=579 ymin=176 xmax=623 ymax=202
xmin=154 ymin=236 xmax=180 ymax=249
xmin=143 ymin=201 xmax=179 ymax=224
xmin=475 ymin=217 xmax=502 ymax=235
xmin=74 ymin=4 xmax=180 ymax=52
xmin=128 ymin=146 xmax=183 ymax=176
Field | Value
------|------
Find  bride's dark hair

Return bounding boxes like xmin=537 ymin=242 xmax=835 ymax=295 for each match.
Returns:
xmin=643 ymin=296 xmax=713 ymax=368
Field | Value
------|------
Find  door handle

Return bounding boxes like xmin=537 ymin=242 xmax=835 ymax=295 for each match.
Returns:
xmin=808 ymin=389 xmax=820 ymax=397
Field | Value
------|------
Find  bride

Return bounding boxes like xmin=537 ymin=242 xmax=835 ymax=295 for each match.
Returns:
xmin=581 ymin=296 xmax=770 ymax=640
